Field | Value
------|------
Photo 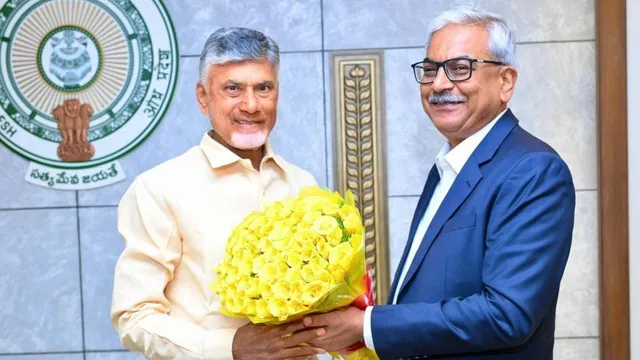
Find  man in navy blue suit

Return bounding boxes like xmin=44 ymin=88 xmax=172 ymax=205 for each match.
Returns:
xmin=303 ymin=6 xmax=576 ymax=360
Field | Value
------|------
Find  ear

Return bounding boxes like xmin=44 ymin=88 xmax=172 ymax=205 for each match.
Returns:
xmin=195 ymin=82 xmax=209 ymax=115
xmin=499 ymin=66 xmax=518 ymax=103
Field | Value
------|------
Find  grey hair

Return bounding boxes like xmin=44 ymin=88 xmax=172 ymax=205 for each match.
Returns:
xmin=198 ymin=27 xmax=280 ymax=84
xmin=425 ymin=6 xmax=516 ymax=66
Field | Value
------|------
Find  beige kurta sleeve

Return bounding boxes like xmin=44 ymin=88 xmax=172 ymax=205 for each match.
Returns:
xmin=110 ymin=177 xmax=236 ymax=360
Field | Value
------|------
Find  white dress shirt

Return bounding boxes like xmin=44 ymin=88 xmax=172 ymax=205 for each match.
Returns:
xmin=363 ymin=109 xmax=507 ymax=350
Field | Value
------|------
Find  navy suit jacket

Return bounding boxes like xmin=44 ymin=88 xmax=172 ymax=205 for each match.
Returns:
xmin=372 ymin=110 xmax=575 ymax=359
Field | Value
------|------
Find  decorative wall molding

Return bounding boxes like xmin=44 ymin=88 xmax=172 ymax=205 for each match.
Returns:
xmin=329 ymin=50 xmax=390 ymax=305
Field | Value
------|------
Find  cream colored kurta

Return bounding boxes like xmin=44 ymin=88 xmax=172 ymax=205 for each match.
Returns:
xmin=111 ymin=133 xmax=316 ymax=359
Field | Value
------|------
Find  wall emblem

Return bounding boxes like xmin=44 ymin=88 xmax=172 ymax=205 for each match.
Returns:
xmin=0 ymin=0 xmax=178 ymax=189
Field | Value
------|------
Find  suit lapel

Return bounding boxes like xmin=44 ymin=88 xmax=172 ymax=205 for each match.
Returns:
xmin=387 ymin=165 xmax=440 ymax=304
xmin=397 ymin=163 xmax=483 ymax=298
xmin=395 ymin=110 xmax=521 ymax=300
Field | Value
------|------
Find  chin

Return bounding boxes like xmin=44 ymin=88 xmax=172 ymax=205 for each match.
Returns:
xmin=229 ymin=132 xmax=269 ymax=150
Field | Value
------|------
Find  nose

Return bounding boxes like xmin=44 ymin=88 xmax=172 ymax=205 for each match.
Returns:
xmin=430 ymin=66 xmax=454 ymax=93
xmin=239 ymin=89 xmax=259 ymax=114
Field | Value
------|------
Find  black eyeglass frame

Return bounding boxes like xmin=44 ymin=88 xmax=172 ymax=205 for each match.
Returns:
xmin=410 ymin=57 xmax=506 ymax=84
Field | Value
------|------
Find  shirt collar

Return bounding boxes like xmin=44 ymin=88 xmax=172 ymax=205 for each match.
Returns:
xmin=199 ymin=132 xmax=287 ymax=172
xmin=436 ymin=108 xmax=508 ymax=176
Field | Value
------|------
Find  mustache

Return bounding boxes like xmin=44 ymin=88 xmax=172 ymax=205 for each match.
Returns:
xmin=428 ymin=92 xmax=467 ymax=103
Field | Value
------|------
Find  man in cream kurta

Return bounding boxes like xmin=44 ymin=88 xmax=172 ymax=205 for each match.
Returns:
xmin=111 ymin=27 xmax=326 ymax=360
xmin=112 ymin=133 xmax=316 ymax=359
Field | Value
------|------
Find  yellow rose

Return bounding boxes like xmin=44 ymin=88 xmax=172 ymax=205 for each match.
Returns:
xmin=266 ymin=202 xmax=292 ymax=221
xmin=299 ymin=196 xmax=329 ymax=213
xmin=283 ymin=267 xmax=300 ymax=282
xmin=322 ymin=202 xmax=340 ymax=216
xmin=215 ymin=262 xmax=228 ymax=278
xmin=279 ymin=199 xmax=295 ymax=217
xmin=259 ymin=282 xmax=273 ymax=299
xmin=263 ymin=246 xmax=284 ymax=261
xmin=248 ymin=214 xmax=268 ymax=231
xmin=258 ymin=262 xmax=278 ymax=284
xmin=289 ymin=234 xmax=304 ymax=252
xmin=316 ymin=269 xmax=335 ymax=286
xmin=255 ymin=298 xmax=269 ymax=318
xmin=329 ymin=242 xmax=354 ymax=267
xmin=272 ymin=280 xmax=292 ymax=299
xmin=295 ymin=229 xmax=323 ymax=246
xmin=301 ymin=281 xmax=329 ymax=306
xmin=252 ymin=255 xmax=267 ymax=274
xmin=231 ymin=242 xmax=244 ymax=256
xmin=234 ymin=288 xmax=246 ymax=300
xmin=325 ymin=226 xmax=343 ymax=246
xmin=269 ymin=220 xmax=291 ymax=241
xmin=287 ymin=299 xmax=309 ymax=316
xmin=302 ymin=210 xmax=323 ymax=225
xmin=258 ymin=237 xmax=273 ymax=253
xmin=290 ymin=279 xmax=306 ymax=299
xmin=236 ymin=274 xmax=251 ymax=292
xmin=299 ymin=186 xmax=331 ymax=198
xmin=343 ymin=212 xmax=364 ymax=235
xmin=243 ymin=241 xmax=259 ymax=256
xmin=315 ymin=239 xmax=331 ymax=260
xmin=301 ymin=264 xmax=317 ymax=283
xmin=257 ymin=221 xmax=274 ymax=238
xmin=286 ymin=252 xmax=304 ymax=269
xmin=226 ymin=266 xmax=239 ymax=283
xmin=245 ymin=277 xmax=261 ymax=298
xmin=291 ymin=205 xmax=306 ymax=221
xmin=331 ymin=191 xmax=344 ymax=203
xmin=242 ymin=298 xmax=257 ymax=315
xmin=308 ymin=255 xmax=328 ymax=270
xmin=237 ymin=259 xmax=253 ymax=275
xmin=238 ymin=228 xmax=256 ymax=241
xmin=276 ymin=262 xmax=290 ymax=278
xmin=312 ymin=216 xmax=339 ymax=236
xmin=268 ymin=297 xmax=289 ymax=320
xmin=224 ymin=283 xmax=237 ymax=297
xmin=338 ymin=204 xmax=358 ymax=220
xmin=226 ymin=297 xmax=243 ymax=314
xmin=299 ymin=243 xmax=318 ymax=261
xmin=271 ymin=238 xmax=293 ymax=251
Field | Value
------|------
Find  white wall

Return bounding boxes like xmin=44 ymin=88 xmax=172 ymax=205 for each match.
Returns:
xmin=628 ymin=0 xmax=639 ymax=358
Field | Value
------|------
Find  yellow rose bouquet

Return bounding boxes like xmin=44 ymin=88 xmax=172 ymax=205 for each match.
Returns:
xmin=211 ymin=186 xmax=378 ymax=360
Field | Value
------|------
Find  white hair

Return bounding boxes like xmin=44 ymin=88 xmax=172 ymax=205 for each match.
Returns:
xmin=198 ymin=27 xmax=280 ymax=85
xmin=425 ymin=6 xmax=516 ymax=66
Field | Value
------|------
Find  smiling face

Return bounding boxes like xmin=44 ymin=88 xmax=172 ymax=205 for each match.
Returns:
xmin=196 ymin=58 xmax=278 ymax=151
xmin=421 ymin=24 xmax=517 ymax=146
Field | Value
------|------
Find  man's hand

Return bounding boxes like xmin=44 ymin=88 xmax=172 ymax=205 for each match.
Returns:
xmin=303 ymin=307 xmax=365 ymax=352
xmin=232 ymin=321 xmax=326 ymax=360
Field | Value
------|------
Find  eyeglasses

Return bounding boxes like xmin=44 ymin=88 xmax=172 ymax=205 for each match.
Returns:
xmin=411 ymin=57 xmax=505 ymax=84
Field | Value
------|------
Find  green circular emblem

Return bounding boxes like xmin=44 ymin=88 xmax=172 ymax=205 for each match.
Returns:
xmin=0 ymin=0 xmax=179 ymax=170
xmin=37 ymin=25 xmax=103 ymax=92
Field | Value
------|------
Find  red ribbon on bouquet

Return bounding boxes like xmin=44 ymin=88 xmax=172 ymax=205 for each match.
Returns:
xmin=344 ymin=264 xmax=375 ymax=353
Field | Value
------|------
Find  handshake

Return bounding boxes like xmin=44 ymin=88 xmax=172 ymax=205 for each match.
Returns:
xmin=231 ymin=305 xmax=368 ymax=360
xmin=213 ymin=187 xmax=378 ymax=360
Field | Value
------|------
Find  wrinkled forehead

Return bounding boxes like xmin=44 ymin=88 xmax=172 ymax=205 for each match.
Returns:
xmin=426 ymin=24 xmax=491 ymax=61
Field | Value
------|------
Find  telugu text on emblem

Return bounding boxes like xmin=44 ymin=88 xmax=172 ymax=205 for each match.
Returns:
xmin=0 ymin=0 xmax=179 ymax=190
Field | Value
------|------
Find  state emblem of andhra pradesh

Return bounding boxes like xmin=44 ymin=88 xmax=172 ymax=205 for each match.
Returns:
xmin=0 ymin=0 xmax=178 ymax=189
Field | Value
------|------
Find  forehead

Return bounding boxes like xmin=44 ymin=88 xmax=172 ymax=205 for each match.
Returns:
xmin=207 ymin=58 xmax=277 ymax=83
xmin=426 ymin=24 xmax=490 ymax=60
